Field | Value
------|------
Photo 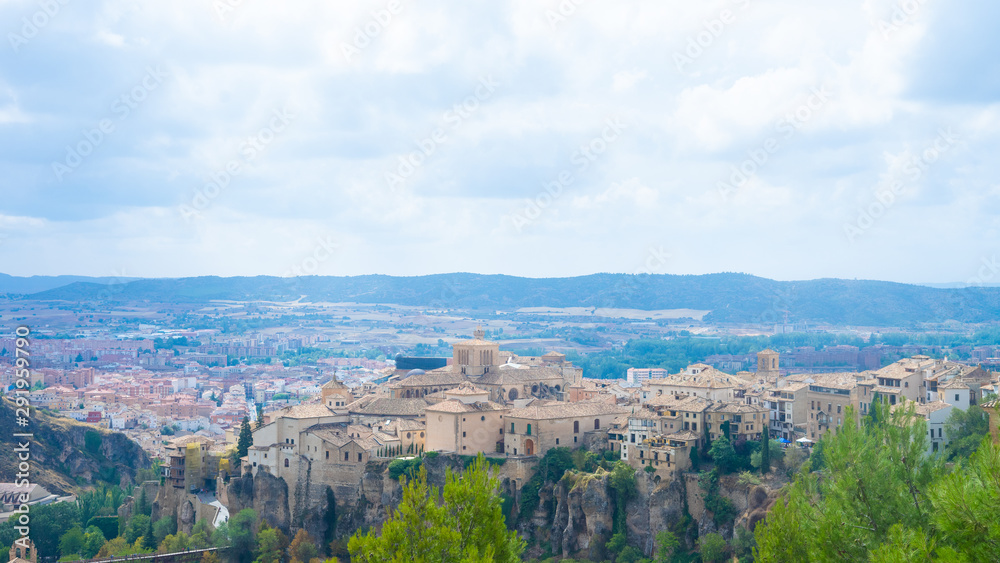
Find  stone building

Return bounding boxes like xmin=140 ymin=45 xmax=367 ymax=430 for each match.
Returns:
xmin=504 ymin=400 xmax=628 ymax=457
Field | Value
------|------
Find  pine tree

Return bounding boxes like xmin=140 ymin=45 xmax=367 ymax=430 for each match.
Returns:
xmin=760 ymin=430 xmax=770 ymax=474
xmin=236 ymin=416 xmax=253 ymax=459
xmin=142 ymin=515 xmax=157 ymax=551
xmin=348 ymin=454 xmax=524 ymax=562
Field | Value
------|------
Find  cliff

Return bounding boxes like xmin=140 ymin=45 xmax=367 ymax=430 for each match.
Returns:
xmin=0 ymin=397 xmax=152 ymax=494
xmin=218 ymin=455 xmax=781 ymax=560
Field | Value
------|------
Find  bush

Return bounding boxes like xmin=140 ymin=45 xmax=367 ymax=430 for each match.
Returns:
xmin=84 ymin=431 xmax=103 ymax=455
xmin=644 ymin=464 xmax=656 ymax=473
xmin=387 ymin=457 xmax=422 ymax=481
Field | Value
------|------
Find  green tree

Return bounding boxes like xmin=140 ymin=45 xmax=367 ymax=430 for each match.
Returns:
xmin=759 ymin=430 xmax=770 ymax=473
xmin=708 ymin=435 xmax=738 ymax=474
xmin=228 ymin=509 xmax=259 ymax=563
xmin=153 ymin=516 xmax=177 ymax=546
xmin=927 ymin=436 xmax=1000 ymax=560
xmin=142 ymin=515 xmax=157 ymax=551
xmin=81 ymin=526 xmax=107 ymax=559
xmin=124 ymin=514 xmax=151 ymax=544
xmin=190 ymin=519 xmax=212 ymax=549
xmin=348 ymin=454 xmax=523 ymax=562
xmin=256 ymin=404 xmax=264 ymax=429
xmin=754 ymin=400 xmax=943 ymax=561
xmin=288 ymin=529 xmax=319 ymax=563
xmin=323 ymin=487 xmax=337 ymax=551
xmin=608 ymin=461 xmax=637 ymax=535
xmin=58 ymin=526 xmax=85 ymax=558
xmin=237 ymin=416 xmax=253 ymax=459
xmin=943 ymin=404 xmax=989 ymax=460
xmin=699 ymin=532 xmax=728 ymax=563
xmin=654 ymin=530 xmax=679 ymax=563
xmin=160 ymin=531 xmax=191 ymax=553
xmin=254 ymin=526 xmax=286 ymax=563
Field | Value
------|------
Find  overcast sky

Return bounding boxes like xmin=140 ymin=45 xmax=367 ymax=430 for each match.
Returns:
xmin=1 ymin=0 xmax=998 ymax=283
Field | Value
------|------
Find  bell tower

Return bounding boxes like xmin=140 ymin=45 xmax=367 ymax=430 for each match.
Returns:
xmin=757 ymin=349 xmax=779 ymax=380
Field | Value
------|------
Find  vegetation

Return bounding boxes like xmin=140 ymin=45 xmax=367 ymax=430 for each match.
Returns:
xmin=754 ymin=399 xmax=1000 ymax=561
xmin=348 ymin=454 xmax=524 ymax=562
xmin=944 ymin=404 xmax=990 ymax=459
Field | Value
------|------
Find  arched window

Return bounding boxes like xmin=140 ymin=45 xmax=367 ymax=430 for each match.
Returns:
xmin=284 ymin=459 xmax=289 ymax=467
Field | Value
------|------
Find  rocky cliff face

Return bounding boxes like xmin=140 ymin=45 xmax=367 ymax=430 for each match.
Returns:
xmin=219 ymin=456 xmax=780 ymax=560
xmin=0 ymin=398 xmax=151 ymax=494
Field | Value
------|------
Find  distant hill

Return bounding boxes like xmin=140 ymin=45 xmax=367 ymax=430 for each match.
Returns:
xmin=19 ymin=272 xmax=1000 ymax=326
xmin=0 ymin=398 xmax=151 ymax=494
xmin=0 ymin=273 xmax=142 ymax=294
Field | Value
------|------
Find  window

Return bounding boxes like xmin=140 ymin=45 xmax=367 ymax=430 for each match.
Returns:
xmin=556 ymin=438 xmax=559 ymax=445
xmin=284 ymin=459 xmax=289 ymax=467
xmin=955 ymin=394 xmax=960 ymax=402
xmin=938 ymin=428 xmax=943 ymax=438
xmin=462 ymin=431 xmax=466 ymax=437
xmin=526 ymin=424 xmax=532 ymax=436
xmin=692 ymin=423 xmax=697 ymax=431
xmin=574 ymin=421 xmax=579 ymax=433
xmin=481 ymin=416 xmax=486 ymax=421
xmin=358 ymin=453 xmax=363 ymax=462
xmin=511 ymin=423 xmax=515 ymax=434
xmin=344 ymin=451 xmax=349 ymax=461
xmin=574 ymin=436 xmax=577 ymax=443
xmin=325 ymin=451 xmax=329 ymax=459
xmin=837 ymin=405 xmax=841 ymax=414
xmin=595 ymin=419 xmax=601 ymax=429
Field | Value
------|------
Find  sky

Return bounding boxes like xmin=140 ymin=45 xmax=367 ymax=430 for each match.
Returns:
xmin=0 ymin=0 xmax=998 ymax=284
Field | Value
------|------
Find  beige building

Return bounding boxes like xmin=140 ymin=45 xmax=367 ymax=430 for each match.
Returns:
xmin=321 ymin=377 xmax=354 ymax=412
xmin=803 ymin=373 xmax=873 ymax=441
xmin=641 ymin=364 xmax=751 ymax=404
xmin=622 ymin=431 xmax=699 ymax=485
xmin=504 ymin=400 xmax=628 ymax=456
xmin=706 ymin=402 xmax=769 ymax=442
xmin=764 ymin=381 xmax=809 ymax=441
xmin=425 ymin=383 xmax=506 ymax=454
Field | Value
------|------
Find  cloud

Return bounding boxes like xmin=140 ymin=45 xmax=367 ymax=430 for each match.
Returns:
xmin=0 ymin=0 xmax=997 ymax=283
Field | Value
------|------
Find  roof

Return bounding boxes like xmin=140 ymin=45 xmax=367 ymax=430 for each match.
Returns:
xmin=274 ymin=403 xmax=338 ymax=420
xmin=350 ymin=398 xmax=430 ymax=417
xmin=644 ymin=394 xmax=712 ymax=412
xmin=446 ymin=382 xmax=489 ymax=395
xmin=392 ymin=370 xmax=468 ymax=388
xmin=425 ymin=399 xmax=506 ymax=414
xmin=709 ymin=402 xmax=769 ymax=415
xmin=507 ymin=400 xmax=627 ymax=420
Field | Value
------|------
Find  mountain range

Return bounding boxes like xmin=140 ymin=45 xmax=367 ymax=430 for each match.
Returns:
xmin=6 ymin=272 xmax=1000 ymax=326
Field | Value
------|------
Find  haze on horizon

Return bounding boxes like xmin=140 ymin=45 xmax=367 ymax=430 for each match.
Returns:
xmin=1 ymin=1 xmax=998 ymax=285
